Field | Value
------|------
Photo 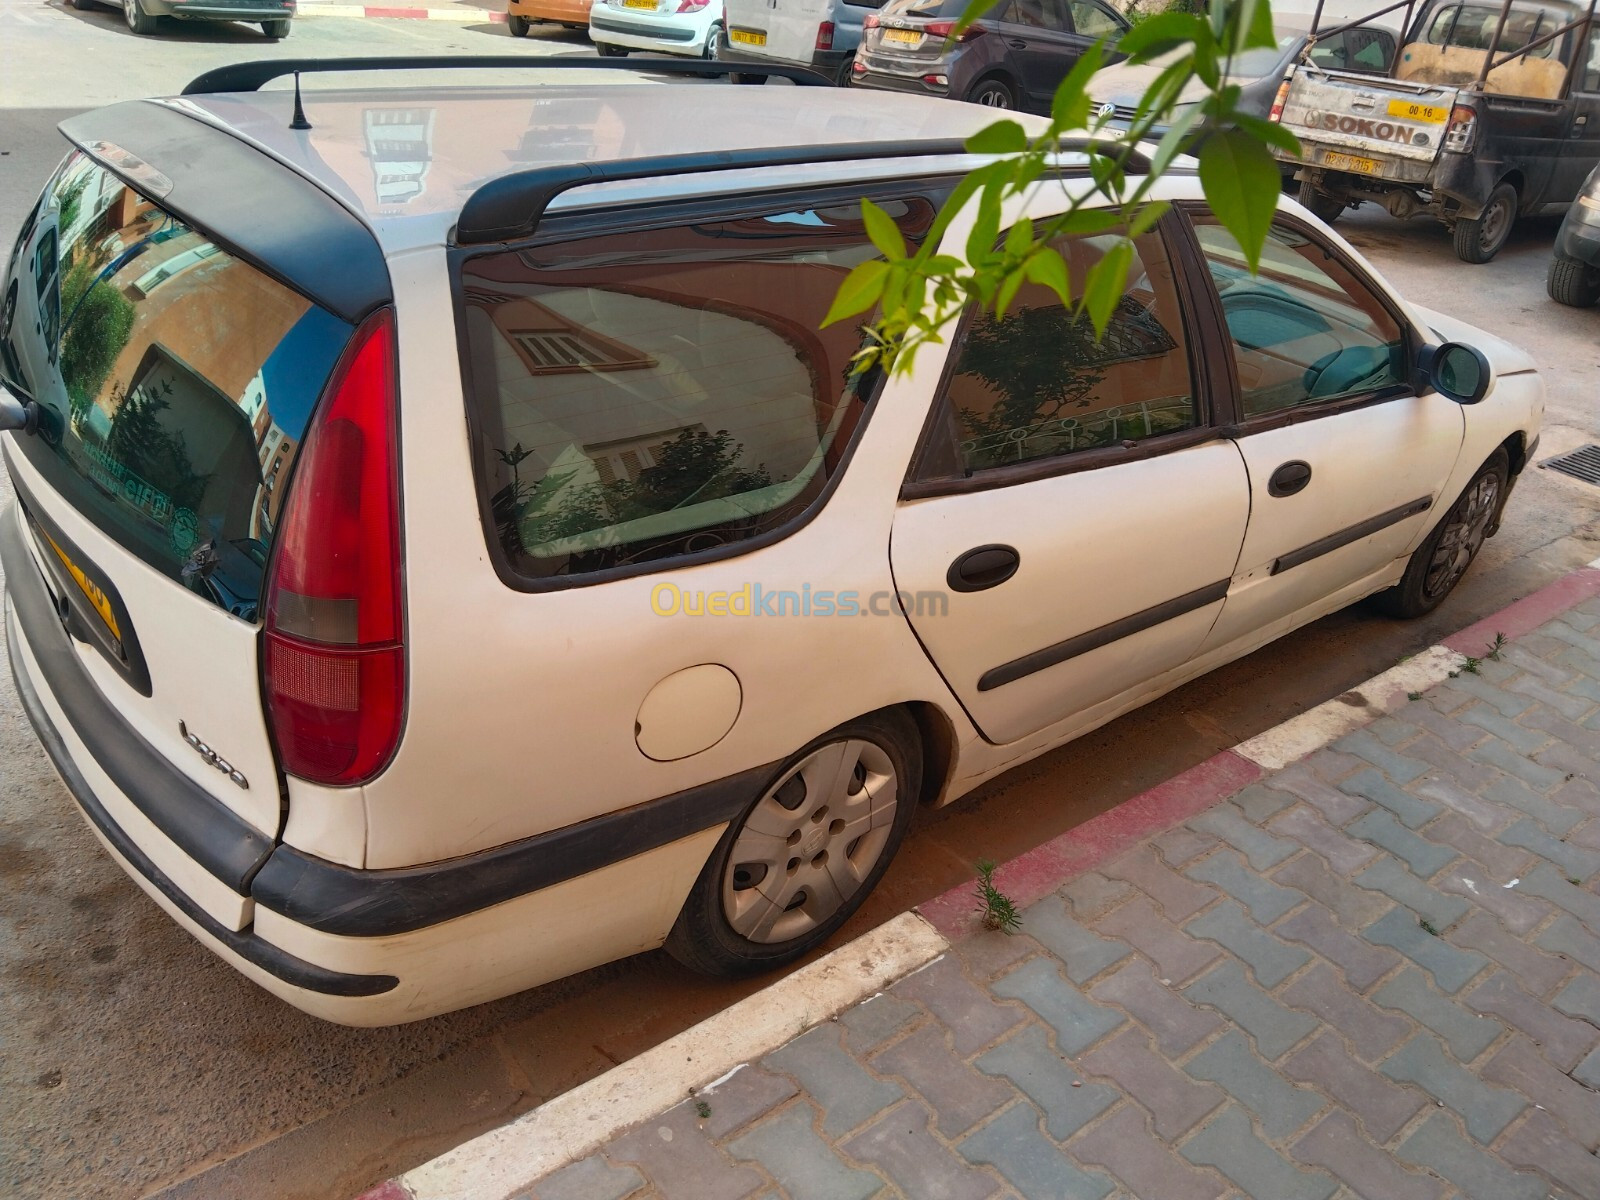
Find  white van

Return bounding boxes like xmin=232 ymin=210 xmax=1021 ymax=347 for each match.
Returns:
xmin=720 ymin=0 xmax=887 ymax=83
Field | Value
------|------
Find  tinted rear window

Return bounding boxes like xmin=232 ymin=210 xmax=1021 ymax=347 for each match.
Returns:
xmin=457 ymin=194 xmax=936 ymax=583
xmin=0 ymin=153 xmax=351 ymax=619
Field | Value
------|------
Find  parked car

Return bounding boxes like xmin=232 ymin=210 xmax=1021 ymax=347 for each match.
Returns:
xmin=0 ymin=59 xmax=1540 ymax=1025
xmin=69 ymin=0 xmax=293 ymax=38
xmin=1548 ymin=160 xmax=1600 ymax=305
xmin=851 ymin=0 xmax=1128 ymax=110
xmin=720 ymin=0 xmax=886 ymax=84
xmin=590 ymin=0 xmax=723 ymax=57
xmin=1274 ymin=0 xmax=1600 ymax=262
xmin=507 ymin=0 xmax=590 ymax=36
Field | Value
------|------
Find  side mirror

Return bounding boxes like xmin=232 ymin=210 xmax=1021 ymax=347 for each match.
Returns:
xmin=1414 ymin=342 xmax=1493 ymax=405
xmin=0 ymin=386 xmax=40 ymax=435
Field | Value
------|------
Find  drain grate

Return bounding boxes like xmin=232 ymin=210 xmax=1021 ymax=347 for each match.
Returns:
xmin=1543 ymin=444 xmax=1600 ymax=486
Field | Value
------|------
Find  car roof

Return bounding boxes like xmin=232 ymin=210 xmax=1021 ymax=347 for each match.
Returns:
xmin=159 ymin=81 xmax=1061 ymax=251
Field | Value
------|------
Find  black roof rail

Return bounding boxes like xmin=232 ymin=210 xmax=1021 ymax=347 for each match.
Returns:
xmin=181 ymin=56 xmax=833 ymax=95
xmin=457 ymin=137 xmax=1153 ymax=245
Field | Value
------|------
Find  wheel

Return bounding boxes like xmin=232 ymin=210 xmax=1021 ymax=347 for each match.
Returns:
xmin=507 ymin=12 xmax=530 ymax=34
xmin=965 ymin=77 xmax=1016 ymax=109
xmin=703 ymin=22 xmax=721 ymax=59
xmin=596 ymin=41 xmax=627 ymax=55
xmin=123 ymin=0 xmax=158 ymax=35
xmin=1453 ymin=182 xmax=1517 ymax=264
xmin=1547 ymin=253 xmax=1600 ymax=307
xmin=1297 ymin=179 xmax=1344 ymax=224
xmin=664 ymin=709 xmax=921 ymax=977
xmin=261 ymin=16 xmax=290 ymax=36
xmin=1374 ymin=449 xmax=1509 ymax=619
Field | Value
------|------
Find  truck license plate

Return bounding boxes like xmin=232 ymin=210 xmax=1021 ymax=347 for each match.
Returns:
xmin=1323 ymin=151 xmax=1379 ymax=175
xmin=729 ymin=28 xmax=766 ymax=44
xmin=1386 ymin=99 xmax=1449 ymax=123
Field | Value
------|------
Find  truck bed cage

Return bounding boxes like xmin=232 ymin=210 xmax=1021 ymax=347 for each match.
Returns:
xmin=182 ymin=56 xmax=835 ymax=95
xmin=455 ymin=139 xmax=1156 ymax=245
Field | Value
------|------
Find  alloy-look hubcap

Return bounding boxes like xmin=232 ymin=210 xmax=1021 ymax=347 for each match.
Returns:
xmin=722 ymin=738 xmax=898 ymax=944
xmin=1424 ymin=472 xmax=1500 ymax=599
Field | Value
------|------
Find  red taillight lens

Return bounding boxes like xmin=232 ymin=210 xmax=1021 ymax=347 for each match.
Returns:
xmin=1269 ymin=78 xmax=1291 ymax=123
xmin=263 ymin=308 xmax=405 ymax=786
xmin=815 ymin=19 xmax=834 ymax=48
xmin=922 ymin=19 xmax=983 ymax=40
xmin=862 ymin=12 xmax=878 ymax=27
xmin=676 ymin=0 xmax=708 ymax=11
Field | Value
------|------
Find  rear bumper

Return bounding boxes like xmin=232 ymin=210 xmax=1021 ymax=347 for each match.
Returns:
xmin=147 ymin=0 xmax=294 ymax=16
xmin=852 ymin=66 xmax=950 ymax=97
xmin=590 ymin=11 xmax=705 ymax=49
xmin=3 ymin=503 xmax=756 ymax=1022
xmin=718 ymin=40 xmax=854 ymax=79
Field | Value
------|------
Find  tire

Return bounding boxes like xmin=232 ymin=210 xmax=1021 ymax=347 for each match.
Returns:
xmin=123 ymin=0 xmax=158 ymax=35
xmin=261 ymin=16 xmax=290 ymax=36
xmin=1374 ymin=448 xmax=1509 ymax=619
xmin=1547 ymin=252 xmax=1600 ymax=308
xmin=1453 ymin=182 xmax=1517 ymax=264
xmin=1297 ymin=179 xmax=1344 ymax=224
xmin=664 ymin=709 xmax=922 ymax=977
xmin=507 ymin=12 xmax=530 ymax=34
xmin=703 ymin=22 xmax=721 ymax=59
xmin=965 ymin=77 xmax=1016 ymax=109
xmin=596 ymin=41 xmax=627 ymax=55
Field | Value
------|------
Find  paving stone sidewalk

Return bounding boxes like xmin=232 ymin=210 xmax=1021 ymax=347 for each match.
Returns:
xmin=519 ymin=605 xmax=1600 ymax=1200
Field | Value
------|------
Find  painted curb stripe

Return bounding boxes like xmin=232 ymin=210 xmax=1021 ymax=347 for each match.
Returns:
xmin=297 ymin=3 xmax=506 ymax=18
xmin=1443 ymin=562 xmax=1600 ymax=654
xmin=396 ymin=912 xmax=947 ymax=1200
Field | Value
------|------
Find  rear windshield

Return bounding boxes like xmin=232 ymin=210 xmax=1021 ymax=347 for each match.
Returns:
xmin=458 ymin=193 xmax=936 ymax=583
xmin=0 ymin=153 xmax=351 ymax=619
xmin=1423 ymin=3 xmax=1566 ymax=57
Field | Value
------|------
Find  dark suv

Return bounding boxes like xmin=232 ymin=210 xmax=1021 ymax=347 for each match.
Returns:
xmin=851 ymin=0 xmax=1126 ymax=110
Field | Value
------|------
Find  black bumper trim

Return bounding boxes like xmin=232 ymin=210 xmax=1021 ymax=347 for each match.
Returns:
xmin=250 ymin=760 xmax=774 ymax=937
xmin=5 ymin=599 xmax=396 ymax=998
xmin=0 ymin=505 xmax=275 ymax=892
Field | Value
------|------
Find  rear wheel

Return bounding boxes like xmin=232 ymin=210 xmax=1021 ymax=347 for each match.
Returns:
xmin=123 ymin=0 xmax=158 ymax=35
xmin=665 ymin=709 xmax=921 ymax=977
xmin=1297 ymin=179 xmax=1344 ymax=224
xmin=1453 ymin=182 xmax=1517 ymax=264
xmin=507 ymin=12 xmax=530 ymax=34
xmin=261 ymin=16 xmax=289 ymax=36
xmin=703 ymin=21 xmax=721 ymax=59
xmin=1547 ymin=252 xmax=1600 ymax=307
xmin=1374 ymin=449 xmax=1508 ymax=619
xmin=596 ymin=41 xmax=627 ymax=55
xmin=966 ymin=77 xmax=1015 ymax=109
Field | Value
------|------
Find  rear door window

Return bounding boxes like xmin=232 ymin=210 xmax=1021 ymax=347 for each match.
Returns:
xmin=456 ymin=193 xmax=937 ymax=584
xmin=0 ymin=153 xmax=352 ymax=619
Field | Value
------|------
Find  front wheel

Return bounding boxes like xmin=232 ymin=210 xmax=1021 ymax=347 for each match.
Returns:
xmin=261 ymin=16 xmax=290 ymax=36
xmin=664 ymin=709 xmax=921 ymax=977
xmin=1374 ymin=449 xmax=1508 ymax=619
xmin=123 ymin=0 xmax=158 ymax=35
xmin=596 ymin=41 xmax=627 ymax=55
xmin=506 ymin=12 xmax=530 ymax=35
xmin=1548 ymin=253 xmax=1600 ymax=307
xmin=1297 ymin=179 xmax=1344 ymax=224
xmin=965 ymin=77 xmax=1016 ymax=109
xmin=1453 ymin=182 xmax=1517 ymax=264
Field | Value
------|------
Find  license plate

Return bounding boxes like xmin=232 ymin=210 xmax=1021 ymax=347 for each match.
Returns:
xmin=1386 ymin=98 xmax=1449 ymax=123
xmin=729 ymin=27 xmax=766 ymax=44
xmin=1323 ymin=151 xmax=1380 ymax=175
xmin=622 ymin=1 xmax=655 ymax=9
xmin=884 ymin=27 xmax=921 ymax=44
xmin=41 ymin=529 xmax=122 ymax=641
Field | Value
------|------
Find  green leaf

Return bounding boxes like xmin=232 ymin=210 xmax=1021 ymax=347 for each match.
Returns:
xmin=1237 ymin=0 xmax=1276 ymax=51
xmin=821 ymin=259 xmax=889 ymax=327
xmin=1056 ymin=207 xmax=1122 ymax=235
xmin=1232 ymin=112 xmax=1302 ymax=157
xmin=1004 ymin=215 xmax=1034 ymax=260
xmin=1118 ymin=11 xmax=1204 ymax=61
xmin=1128 ymin=199 xmax=1171 ymax=237
xmin=1022 ymin=244 xmax=1072 ymax=306
xmin=965 ymin=193 xmax=1002 ymax=267
xmin=1051 ymin=39 xmax=1104 ymax=126
xmin=1197 ymin=128 xmax=1281 ymax=274
xmin=860 ymin=199 xmax=906 ymax=260
xmin=1146 ymin=103 xmax=1207 ymax=177
xmin=965 ymin=119 xmax=1029 ymax=156
xmin=1081 ymin=240 xmax=1133 ymax=336
xmin=995 ymin=266 xmax=1027 ymax=318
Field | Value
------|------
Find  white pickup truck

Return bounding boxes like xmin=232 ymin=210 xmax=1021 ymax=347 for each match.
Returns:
xmin=1276 ymin=0 xmax=1600 ymax=261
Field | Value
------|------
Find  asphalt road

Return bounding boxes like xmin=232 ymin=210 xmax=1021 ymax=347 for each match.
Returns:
xmin=2 ymin=6 xmax=1599 ymax=1197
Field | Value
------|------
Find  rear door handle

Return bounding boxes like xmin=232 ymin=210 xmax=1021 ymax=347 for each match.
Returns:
xmin=947 ymin=544 xmax=1020 ymax=592
xmin=1268 ymin=460 xmax=1313 ymax=497
xmin=1007 ymin=37 xmax=1027 ymax=48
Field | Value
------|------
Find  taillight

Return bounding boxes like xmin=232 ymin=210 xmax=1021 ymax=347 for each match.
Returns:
xmin=1444 ymin=104 xmax=1478 ymax=153
xmin=263 ymin=308 xmax=405 ymax=786
xmin=815 ymin=19 xmax=834 ymax=48
xmin=862 ymin=12 xmax=878 ymax=27
xmin=676 ymin=0 xmax=708 ymax=11
xmin=922 ymin=19 xmax=984 ymax=40
xmin=1269 ymin=78 xmax=1291 ymax=123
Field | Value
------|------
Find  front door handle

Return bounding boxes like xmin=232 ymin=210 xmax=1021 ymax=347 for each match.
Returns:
xmin=1268 ymin=460 xmax=1313 ymax=497
xmin=1007 ymin=37 xmax=1028 ymax=48
xmin=947 ymin=544 xmax=1020 ymax=592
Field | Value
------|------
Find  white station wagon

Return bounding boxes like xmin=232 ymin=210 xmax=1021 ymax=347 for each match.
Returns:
xmin=0 ymin=60 xmax=1541 ymax=1024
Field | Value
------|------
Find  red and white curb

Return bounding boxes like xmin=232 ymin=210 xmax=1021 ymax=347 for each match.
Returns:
xmin=362 ymin=558 xmax=1600 ymax=1200
xmin=296 ymin=1 xmax=506 ymax=22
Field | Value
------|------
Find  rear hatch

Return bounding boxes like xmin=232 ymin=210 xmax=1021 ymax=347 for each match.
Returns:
xmin=858 ymin=0 xmax=989 ymax=73
xmin=0 ymin=150 xmax=353 ymax=884
xmin=726 ymin=0 xmax=826 ymax=61
xmin=1278 ymin=65 xmax=1457 ymax=176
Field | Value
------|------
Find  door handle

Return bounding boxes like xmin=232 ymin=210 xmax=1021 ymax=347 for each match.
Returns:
xmin=947 ymin=544 xmax=1020 ymax=592
xmin=1007 ymin=37 xmax=1027 ymax=48
xmin=1268 ymin=460 xmax=1313 ymax=497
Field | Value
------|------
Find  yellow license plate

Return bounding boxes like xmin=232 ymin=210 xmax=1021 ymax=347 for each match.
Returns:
xmin=1323 ymin=151 xmax=1380 ymax=175
xmin=1386 ymin=98 xmax=1449 ymax=123
xmin=622 ymin=0 xmax=655 ymax=9
xmin=884 ymin=27 xmax=921 ymax=44
xmin=41 ymin=530 xmax=121 ymax=642
xmin=729 ymin=28 xmax=766 ymax=44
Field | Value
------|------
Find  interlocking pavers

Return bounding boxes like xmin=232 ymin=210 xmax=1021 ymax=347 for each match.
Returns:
xmin=698 ymin=1065 xmax=799 ymax=1140
xmin=871 ymin=1025 xmax=1013 ymax=1138
xmin=1495 ymin=1108 xmax=1600 ymax=1198
xmin=608 ymin=1102 xmax=765 ymax=1200
xmin=1179 ymin=1104 xmax=1338 ymax=1200
xmin=1535 ymin=913 xmax=1600 ymax=973
xmin=1483 ymin=776 xmax=1586 ymax=835
xmin=1274 ymin=854 xmax=1393 ymax=929
xmin=1154 ymin=825 xmax=1224 ymax=866
xmin=762 ymin=1026 xmax=903 ymax=1139
xmin=724 ymin=1104 xmax=881 ymax=1200
xmin=990 ymin=958 xmax=1124 ymax=1055
xmin=953 ymin=928 xmax=1042 ymax=983
xmin=1371 ymin=968 xmax=1502 ymax=1061
xmin=1059 ymin=872 xmax=1134 ymax=921
xmin=1463 ymin=970 xmax=1599 ymax=1070
xmin=1574 ymin=1043 xmax=1600 ymax=1089
xmin=1186 ymin=852 xmax=1306 ymax=924
xmin=1068 ymin=1103 xmax=1228 ymax=1200
xmin=1289 ymin=1111 xmax=1447 ymax=1200
xmin=1185 ymin=961 xmax=1317 ymax=1060
xmin=527 ymin=1156 xmax=644 ymax=1200
xmin=1362 ymin=907 xmax=1487 ymax=992
xmin=1094 ymin=894 xmax=1223 ymax=984
xmin=1272 ymin=761 xmax=1371 ymax=823
xmin=975 ymin=1024 xmax=1118 ymax=1140
xmin=1279 ymin=964 xmax=1412 ymax=1062
xmin=1518 ymin=863 xmax=1600 ymax=925
xmin=958 ymin=1102 xmax=1116 ymax=1200
xmin=1395 ymin=1112 xmax=1548 ymax=1200
xmin=1103 ymin=845 xmax=1218 ymax=922
xmin=1379 ymin=1033 xmax=1525 ymax=1143
xmin=1281 ymin=1032 xmax=1425 ymax=1142
xmin=896 ymin=956 xmax=1024 ymax=1056
xmin=1336 ymin=733 xmax=1432 ymax=786
xmin=1499 ymin=819 xmax=1600 ymax=881
xmin=1187 ymin=900 xmax=1311 ymax=988
xmin=1087 ymin=960 xmax=1223 ymax=1055
xmin=1022 ymin=896 xmax=1132 ymax=984
xmin=1457 ymin=704 xmax=1551 ymax=754
xmin=1354 ymin=861 xmax=1471 ymax=932
xmin=1275 ymin=903 xmax=1401 ymax=991
xmin=1188 ymin=806 xmax=1298 ymax=870
xmin=1450 ymin=910 xmax=1573 ymax=995
xmin=1347 ymin=810 xmax=1458 ymax=877
xmin=1228 ymin=783 xmax=1298 ymax=825
xmin=840 ymin=1101 xmax=998 ymax=1200
xmin=1480 ymin=1036 xmax=1600 ymax=1148
xmin=1339 ymin=768 xmax=1438 ymax=827
xmin=1182 ymin=1030 xmax=1324 ymax=1139
xmin=1077 ymin=1027 xmax=1225 ymax=1139
xmin=837 ymin=992 xmax=923 ymax=1054
xmin=1435 ymin=862 xmax=1552 ymax=935
xmin=1551 ymin=970 xmax=1600 ymax=1024
xmin=1267 ymin=806 xmax=1379 ymax=875
xmin=1411 ymin=775 xmax=1515 ymax=833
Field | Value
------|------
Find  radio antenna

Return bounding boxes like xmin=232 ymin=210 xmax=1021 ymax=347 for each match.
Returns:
xmin=289 ymin=71 xmax=312 ymax=131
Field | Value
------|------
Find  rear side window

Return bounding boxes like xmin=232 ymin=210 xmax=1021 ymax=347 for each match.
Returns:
xmin=458 ymin=196 xmax=935 ymax=583
xmin=0 ymin=153 xmax=352 ymax=618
